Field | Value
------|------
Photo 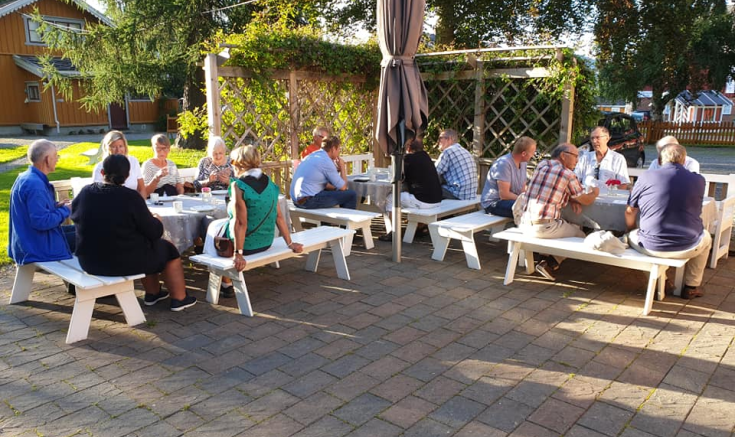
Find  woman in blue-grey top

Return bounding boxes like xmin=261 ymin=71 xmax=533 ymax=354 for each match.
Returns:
xmin=228 ymin=145 xmax=303 ymax=272
xmin=194 ymin=136 xmax=234 ymax=192
xmin=480 ymin=136 xmax=536 ymax=218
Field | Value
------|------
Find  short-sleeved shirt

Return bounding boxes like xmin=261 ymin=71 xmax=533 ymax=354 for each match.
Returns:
xmin=290 ymin=149 xmax=345 ymax=200
xmin=93 ymin=155 xmax=142 ymax=191
xmin=142 ymin=159 xmax=183 ymax=189
xmin=435 ymin=143 xmax=478 ymax=200
xmin=575 ymin=149 xmax=630 ymax=186
xmin=628 ymin=163 xmax=705 ymax=251
xmin=524 ymin=159 xmax=584 ymax=221
xmin=648 ymin=156 xmax=700 ymax=173
xmin=301 ymin=143 xmax=320 ymax=159
xmin=480 ymin=153 xmax=527 ymax=209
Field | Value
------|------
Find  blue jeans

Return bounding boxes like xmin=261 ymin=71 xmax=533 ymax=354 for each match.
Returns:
xmin=297 ymin=189 xmax=357 ymax=209
xmin=484 ymin=200 xmax=514 ymax=218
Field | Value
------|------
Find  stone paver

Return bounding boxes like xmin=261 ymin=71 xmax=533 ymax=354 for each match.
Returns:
xmin=2 ymin=236 xmax=735 ymax=437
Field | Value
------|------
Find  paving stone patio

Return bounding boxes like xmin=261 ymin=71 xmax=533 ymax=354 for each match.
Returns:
xmin=1 ymin=233 xmax=735 ymax=437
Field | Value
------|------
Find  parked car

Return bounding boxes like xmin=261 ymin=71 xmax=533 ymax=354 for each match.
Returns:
xmin=630 ymin=111 xmax=651 ymax=122
xmin=579 ymin=113 xmax=646 ymax=167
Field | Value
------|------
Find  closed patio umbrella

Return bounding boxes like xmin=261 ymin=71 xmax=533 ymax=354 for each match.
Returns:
xmin=374 ymin=0 xmax=428 ymax=262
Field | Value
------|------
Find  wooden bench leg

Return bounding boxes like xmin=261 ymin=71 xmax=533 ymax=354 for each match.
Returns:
xmin=305 ymin=249 xmax=322 ymax=273
xmin=206 ymin=271 xmax=223 ymax=305
xmin=642 ymin=264 xmax=660 ymax=316
xmin=360 ymin=224 xmax=374 ymax=250
xmin=504 ymin=243 xmax=522 ymax=285
xmin=232 ymin=272 xmax=253 ymax=317
xmin=10 ymin=264 xmax=35 ymax=304
xmin=673 ymin=266 xmax=684 ymax=297
xmin=430 ymin=226 xmax=450 ymax=262
xmin=328 ymin=240 xmax=351 ymax=281
xmin=115 ymin=288 xmax=146 ymax=327
xmin=66 ymin=297 xmax=96 ymax=344
xmin=459 ymin=232 xmax=481 ymax=270
xmin=403 ymin=219 xmax=419 ymax=243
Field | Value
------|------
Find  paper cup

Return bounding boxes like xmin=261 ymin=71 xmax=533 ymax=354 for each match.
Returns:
xmin=173 ymin=201 xmax=183 ymax=213
xmin=150 ymin=193 xmax=159 ymax=203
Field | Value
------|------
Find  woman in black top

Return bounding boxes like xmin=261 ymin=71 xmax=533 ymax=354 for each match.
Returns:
xmin=71 ymin=155 xmax=196 ymax=312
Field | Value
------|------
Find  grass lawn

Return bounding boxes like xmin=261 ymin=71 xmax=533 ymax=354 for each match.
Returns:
xmin=0 ymin=140 xmax=206 ymax=265
xmin=0 ymin=146 xmax=29 ymax=164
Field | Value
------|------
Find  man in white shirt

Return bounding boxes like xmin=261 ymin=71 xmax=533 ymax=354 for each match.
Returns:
xmin=647 ymin=135 xmax=700 ymax=173
xmin=575 ymin=126 xmax=630 ymax=189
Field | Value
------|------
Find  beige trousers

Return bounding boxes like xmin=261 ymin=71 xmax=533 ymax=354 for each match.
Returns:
xmin=628 ymin=229 xmax=712 ymax=287
xmin=520 ymin=219 xmax=585 ymax=264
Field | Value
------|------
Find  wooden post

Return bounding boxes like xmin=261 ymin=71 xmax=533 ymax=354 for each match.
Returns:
xmin=558 ymin=81 xmax=575 ymax=143
xmin=472 ymin=60 xmax=485 ymax=157
xmin=204 ymin=54 xmax=221 ymax=136
xmin=289 ymin=70 xmax=299 ymax=160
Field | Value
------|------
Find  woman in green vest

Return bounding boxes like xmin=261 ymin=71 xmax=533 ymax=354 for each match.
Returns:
xmin=228 ymin=145 xmax=303 ymax=272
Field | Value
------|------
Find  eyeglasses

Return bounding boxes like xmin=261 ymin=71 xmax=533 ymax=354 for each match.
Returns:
xmin=439 ymin=136 xmax=449 ymax=140
xmin=562 ymin=151 xmax=578 ymax=158
xmin=594 ymin=165 xmax=600 ymax=180
xmin=591 ymin=135 xmax=608 ymax=140
xmin=155 ymin=146 xmax=170 ymax=151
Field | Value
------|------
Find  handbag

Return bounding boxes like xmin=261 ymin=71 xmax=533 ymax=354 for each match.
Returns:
xmin=215 ymin=197 xmax=277 ymax=258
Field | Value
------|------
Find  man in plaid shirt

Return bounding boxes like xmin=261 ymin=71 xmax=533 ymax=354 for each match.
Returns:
xmin=435 ymin=129 xmax=478 ymax=200
xmin=520 ymin=143 xmax=599 ymax=279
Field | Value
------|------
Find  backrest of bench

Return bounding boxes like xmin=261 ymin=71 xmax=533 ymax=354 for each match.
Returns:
xmin=342 ymin=153 xmax=375 ymax=175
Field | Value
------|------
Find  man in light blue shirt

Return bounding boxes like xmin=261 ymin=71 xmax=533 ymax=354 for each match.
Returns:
xmin=290 ymin=136 xmax=357 ymax=209
xmin=647 ymin=136 xmax=700 ymax=173
xmin=435 ymin=129 xmax=478 ymax=200
xmin=480 ymin=136 xmax=536 ymax=217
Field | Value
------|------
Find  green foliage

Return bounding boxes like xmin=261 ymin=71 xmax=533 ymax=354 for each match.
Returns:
xmin=596 ymin=0 xmax=735 ymax=119
xmin=0 ymin=142 xmax=205 ymax=265
xmin=223 ymin=22 xmax=382 ymax=82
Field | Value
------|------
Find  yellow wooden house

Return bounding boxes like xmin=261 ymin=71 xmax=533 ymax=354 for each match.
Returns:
xmin=0 ymin=0 xmax=177 ymax=135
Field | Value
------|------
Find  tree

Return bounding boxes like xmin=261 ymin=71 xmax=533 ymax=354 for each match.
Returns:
xmin=595 ymin=0 xmax=735 ymax=120
xmin=321 ymin=0 xmax=596 ymax=47
xmin=38 ymin=0 xmax=318 ymax=148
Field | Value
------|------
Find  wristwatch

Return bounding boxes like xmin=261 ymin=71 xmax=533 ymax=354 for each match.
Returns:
xmin=236 ymin=249 xmax=244 ymax=255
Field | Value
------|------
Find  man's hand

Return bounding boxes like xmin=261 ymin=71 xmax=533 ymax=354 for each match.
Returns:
xmin=56 ymin=199 xmax=72 ymax=211
xmin=571 ymin=203 xmax=582 ymax=214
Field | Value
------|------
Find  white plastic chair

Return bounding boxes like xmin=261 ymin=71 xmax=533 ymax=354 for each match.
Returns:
xmin=710 ymin=195 xmax=735 ymax=269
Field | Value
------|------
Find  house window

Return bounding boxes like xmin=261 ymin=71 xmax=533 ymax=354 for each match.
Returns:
xmin=25 ymin=83 xmax=41 ymax=102
xmin=24 ymin=16 xmax=84 ymax=46
xmin=726 ymin=78 xmax=734 ymax=94
xmin=724 ymin=105 xmax=732 ymax=115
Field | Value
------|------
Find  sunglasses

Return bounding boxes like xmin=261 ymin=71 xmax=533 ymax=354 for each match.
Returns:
xmin=595 ymin=165 xmax=600 ymax=180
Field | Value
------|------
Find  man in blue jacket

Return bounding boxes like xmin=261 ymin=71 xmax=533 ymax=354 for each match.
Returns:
xmin=8 ymin=139 xmax=75 ymax=266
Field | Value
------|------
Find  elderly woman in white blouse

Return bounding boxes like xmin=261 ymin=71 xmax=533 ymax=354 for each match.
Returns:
xmin=142 ymin=134 xmax=184 ymax=197
xmin=194 ymin=136 xmax=233 ymax=192
xmin=92 ymin=130 xmax=145 ymax=197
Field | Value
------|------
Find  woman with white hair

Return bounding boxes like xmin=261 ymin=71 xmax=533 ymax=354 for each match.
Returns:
xmin=193 ymin=136 xmax=233 ymax=192
xmin=92 ymin=130 xmax=145 ymax=196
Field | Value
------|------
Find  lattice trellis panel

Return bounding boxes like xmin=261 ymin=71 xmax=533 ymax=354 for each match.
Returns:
xmin=219 ymin=76 xmax=292 ymax=163
xmin=424 ymin=79 xmax=477 ymax=153
xmin=482 ymin=78 xmax=561 ymax=159
xmin=297 ymin=81 xmax=376 ymax=156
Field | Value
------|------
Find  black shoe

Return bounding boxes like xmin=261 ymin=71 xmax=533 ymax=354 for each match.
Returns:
xmin=220 ymin=284 xmax=235 ymax=298
xmin=144 ymin=288 xmax=170 ymax=306
xmin=535 ymin=260 xmax=556 ymax=281
xmin=170 ymin=295 xmax=197 ymax=312
xmin=378 ymin=232 xmax=393 ymax=242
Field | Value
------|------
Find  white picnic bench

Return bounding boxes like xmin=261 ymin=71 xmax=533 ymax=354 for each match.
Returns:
xmin=493 ymin=228 xmax=687 ymax=316
xmin=190 ymin=227 xmax=353 ymax=317
xmin=288 ymin=203 xmax=380 ymax=256
xmin=9 ymin=257 xmax=146 ymax=344
xmin=429 ymin=211 xmax=512 ymax=270
xmin=402 ymin=196 xmax=481 ymax=243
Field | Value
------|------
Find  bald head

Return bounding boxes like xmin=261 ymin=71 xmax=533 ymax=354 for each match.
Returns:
xmin=28 ymin=140 xmax=57 ymax=164
xmin=655 ymin=135 xmax=679 ymax=153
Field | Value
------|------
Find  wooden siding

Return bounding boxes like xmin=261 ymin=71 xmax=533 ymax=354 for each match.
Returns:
xmin=129 ymin=98 xmax=179 ymax=124
xmin=0 ymin=0 xmax=98 ymax=56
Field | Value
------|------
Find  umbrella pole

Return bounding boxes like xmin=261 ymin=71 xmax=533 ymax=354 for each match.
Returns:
xmin=392 ymin=120 xmax=406 ymax=263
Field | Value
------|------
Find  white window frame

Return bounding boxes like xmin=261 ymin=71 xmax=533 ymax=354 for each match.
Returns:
xmin=24 ymin=15 xmax=84 ymax=46
xmin=25 ymin=82 xmax=41 ymax=102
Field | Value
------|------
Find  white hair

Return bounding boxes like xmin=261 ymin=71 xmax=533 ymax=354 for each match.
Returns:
xmin=207 ymin=136 xmax=227 ymax=157
xmin=656 ymin=135 xmax=679 ymax=152
xmin=27 ymin=139 xmax=56 ymax=164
